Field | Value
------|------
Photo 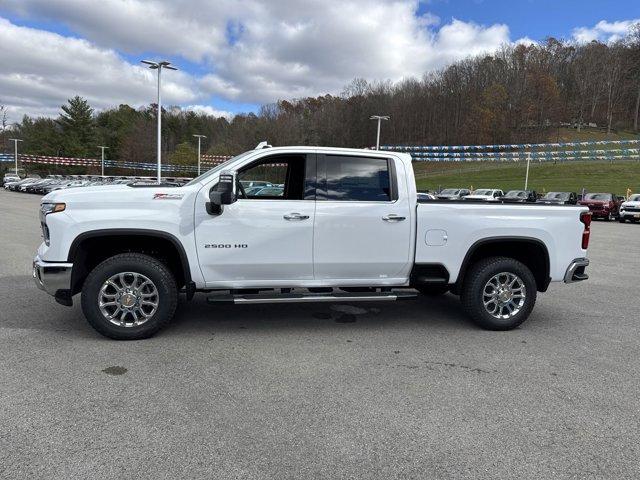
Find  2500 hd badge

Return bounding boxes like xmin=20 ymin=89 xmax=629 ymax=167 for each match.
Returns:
xmin=204 ymin=244 xmax=248 ymax=248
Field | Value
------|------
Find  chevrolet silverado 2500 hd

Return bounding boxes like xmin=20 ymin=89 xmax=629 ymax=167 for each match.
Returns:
xmin=33 ymin=146 xmax=591 ymax=339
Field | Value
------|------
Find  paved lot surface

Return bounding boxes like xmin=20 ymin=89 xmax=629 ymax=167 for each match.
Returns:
xmin=1 ymin=188 xmax=639 ymax=479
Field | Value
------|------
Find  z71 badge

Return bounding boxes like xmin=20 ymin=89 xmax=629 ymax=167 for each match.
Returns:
xmin=153 ymin=193 xmax=184 ymax=200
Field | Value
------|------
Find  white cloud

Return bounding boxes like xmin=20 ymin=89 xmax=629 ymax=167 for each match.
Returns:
xmin=0 ymin=17 xmax=206 ymax=122
xmin=0 ymin=0 xmax=527 ymax=119
xmin=185 ymin=105 xmax=235 ymax=120
xmin=573 ymin=19 xmax=640 ymax=44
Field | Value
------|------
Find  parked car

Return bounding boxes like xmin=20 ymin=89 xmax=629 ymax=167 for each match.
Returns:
xmin=538 ymin=192 xmax=578 ymax=205
xmin=244 ymin=186 xmax=266 ymax=196
xmin=417 ymin=192 xmax=436 ymax=201
xmin=33 ymin=145 xmax=591 ymax=339
xmin=618 ymin=194 xmax=640 ymax=223
xmin=501 ymin=190 xmax=538 ymax=203
xmin=252 ymin=186 xmax=284 ymax=197
xmin=2 ymin=173 xmax=20 ymax=186
xmin=578 ymin=193 xmax=621 ymax=221
xmin=8 ymin=176 xmax=41 ymax=191
xmin=464 ymin=189 xmax=504 ymax=202
xmin=240 ymin=180 xmax=272 ymax=189
xmin=436 ymin=188 xmax=470 ymax=200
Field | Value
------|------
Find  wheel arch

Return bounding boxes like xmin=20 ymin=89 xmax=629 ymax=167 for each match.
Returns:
xmin=456 ymin=237 xmax=551 ymax=293
xmin=67 ymin=229 xmax=192 ymax=296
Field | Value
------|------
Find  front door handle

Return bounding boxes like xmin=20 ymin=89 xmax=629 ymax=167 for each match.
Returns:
xmin=284 ymin=213 xmax=310 ymax=221
xmin=382 ymin=214 xmax=406 ymax=222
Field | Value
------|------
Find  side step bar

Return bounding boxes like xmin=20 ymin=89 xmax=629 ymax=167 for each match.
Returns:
xmin=207 ymin=291 xmax=417 ymax=305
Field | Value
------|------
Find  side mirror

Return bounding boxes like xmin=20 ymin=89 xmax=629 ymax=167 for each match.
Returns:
xmin=206 ymin=171 xmax=237 ymax=215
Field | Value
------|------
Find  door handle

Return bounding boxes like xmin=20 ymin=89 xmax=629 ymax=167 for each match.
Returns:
xmin=283 ymin=213 xmax=310 ymax=221
xmin=382 ymin=214 xmax=406 ymax=222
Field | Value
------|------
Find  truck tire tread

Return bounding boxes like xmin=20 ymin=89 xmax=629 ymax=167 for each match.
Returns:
xmin=460 ymin=256 xmax=537 ymax=331
xmin=81 ymin=253 xmax=178 ymax=340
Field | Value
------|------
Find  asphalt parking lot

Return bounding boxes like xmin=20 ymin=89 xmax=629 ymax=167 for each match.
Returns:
xmin=1 ymin=189 xmax=639 ymax=479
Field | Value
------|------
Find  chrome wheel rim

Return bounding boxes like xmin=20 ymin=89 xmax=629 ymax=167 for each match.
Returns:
xmin=98 ymin=272 xmax=159 ymax=327
xmin=482 ymin=272 xmax=526 ymax=320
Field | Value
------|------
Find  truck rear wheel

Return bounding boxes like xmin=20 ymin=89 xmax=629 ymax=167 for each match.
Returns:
xmin=461 ymin=257 xmax=537 ymax=330
xmin=81 ymin=253 xmax=178 ymax=340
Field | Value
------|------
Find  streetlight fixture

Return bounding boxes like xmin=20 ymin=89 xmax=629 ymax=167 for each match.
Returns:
xmin=9 ymin=138 xmax=23 ymax=175
xmin=192 ymin=134 xmax=207 ymax=176
xmin=141 ymin=60 xmax=178 ymax=182
xmin=369 ymin=115 xmax=390 ymax=150
xmin=97 ymin=146 xmax=109 ymax=177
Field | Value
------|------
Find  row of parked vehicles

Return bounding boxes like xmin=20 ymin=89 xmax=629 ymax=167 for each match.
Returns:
xmin=418 ymin=188 xmax=640 ymax=223
xmin=2 ymin=174 xmax=193 ymax=194
xmin=2 ymin=173 xmax=286 ymax=198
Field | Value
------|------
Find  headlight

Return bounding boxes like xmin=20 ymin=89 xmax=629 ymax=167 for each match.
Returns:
xmin=39 ymin=203 xmax=65 ymax=246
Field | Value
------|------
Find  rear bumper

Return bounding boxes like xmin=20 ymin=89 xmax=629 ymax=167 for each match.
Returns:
xmin=564 ymin=258 xmax=589 ymax=283
xmin=33 ymin=255 xmax=73 ymax=297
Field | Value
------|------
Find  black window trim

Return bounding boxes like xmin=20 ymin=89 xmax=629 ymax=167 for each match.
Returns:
xmin=231 ymin=152 xmax=316 ymax=201
xmin=316 ymin=153 xmax=398 ymax=203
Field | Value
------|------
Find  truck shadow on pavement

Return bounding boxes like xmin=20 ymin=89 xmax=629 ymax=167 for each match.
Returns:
xmin=2 ymin=274 xmax=482 ymax=338
xmin=165 ymin=293 xmax=477 ymax=337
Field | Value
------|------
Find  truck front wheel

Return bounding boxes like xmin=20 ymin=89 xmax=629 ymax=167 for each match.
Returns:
xmin=81 ymin=253 xmax=178 ymax=340
xmin=461 ymin=257 xmax=537 ymax=330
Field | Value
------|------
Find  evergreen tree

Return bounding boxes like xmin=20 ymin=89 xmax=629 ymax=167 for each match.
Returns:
xmin=56 ymin=96 xmax=96 ymax=157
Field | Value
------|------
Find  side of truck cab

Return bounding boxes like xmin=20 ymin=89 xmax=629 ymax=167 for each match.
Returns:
xmin=33 ymin=146 xmax=591 ymax=339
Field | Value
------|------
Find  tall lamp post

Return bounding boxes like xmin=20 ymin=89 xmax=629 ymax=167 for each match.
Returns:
xmin=369 ymin=115 xmax=390 ymax=150
xmin=192 ymin=134 xmax=207 ymax=176
xmin=9 ymin=138 xmax=23 ymax=175
xmin=97 ymin=146 xmax=109 ymax=177
xmin=141 ymin=60 xmax=178 ymax=183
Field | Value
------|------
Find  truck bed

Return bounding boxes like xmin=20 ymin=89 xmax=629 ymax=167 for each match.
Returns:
xmin=414 ymin=201 xmax=588 ymax=283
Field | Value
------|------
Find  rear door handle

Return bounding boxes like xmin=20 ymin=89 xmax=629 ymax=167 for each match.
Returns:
xmin=382 ymin=214 xmax=406 ymax=222
xmin=284 ymin=213 xmax=310 ymax=221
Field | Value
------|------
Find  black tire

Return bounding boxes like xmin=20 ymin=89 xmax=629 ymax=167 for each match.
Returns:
xmin=81 ymin=253 xmax=178 ymax=340
xmin=618 ymin=216 xmax=626 ymax=223
xmin=461 ymin=256 xmax=537 ymax=331
xmin=416 ymin=285 xmax=449 ymax=296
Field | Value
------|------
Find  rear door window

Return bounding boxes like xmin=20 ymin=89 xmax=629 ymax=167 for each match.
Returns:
xmin=321 ymin=155 xmax=393 ymax=202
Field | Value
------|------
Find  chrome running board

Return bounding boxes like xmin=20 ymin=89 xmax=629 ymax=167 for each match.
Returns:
xmin=207 ymin=291 xmax=417 ymax=304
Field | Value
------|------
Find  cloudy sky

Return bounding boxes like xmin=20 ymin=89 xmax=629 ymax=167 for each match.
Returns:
xmin=0 ymin=0 xmax=638 ymax=122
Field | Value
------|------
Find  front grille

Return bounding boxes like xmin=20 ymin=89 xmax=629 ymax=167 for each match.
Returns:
xmin=624 ymin=207 xmax=640 ymax=212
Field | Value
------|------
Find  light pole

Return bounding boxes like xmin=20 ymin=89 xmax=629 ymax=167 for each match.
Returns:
xmin=141 ymin=60 xmax=178 ymax=182
xmin=97 ymin=146 xmax=109 ymax=177
xmin=192 ymin=134 xmax=207 ymax=176
xmin=369 ymin=115 xmax=390 ymax=150
xmin=9 ymin=138 xmax=23 ymax=175
xmin=524 ymin=153 xmax=531 ymax=190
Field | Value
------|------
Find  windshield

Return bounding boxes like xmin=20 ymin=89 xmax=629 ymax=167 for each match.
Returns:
xmin=440 ymin=189 xmax=459 ymax=195
xmin=505 ymin=191 xmax=525 ymax=197
xmin=184 ymin=151 xmax=253 ymax=186
xmin=585 ymin=193 xmax=612 ymax=201
xmin=473 ymin=189 xmax=491 ymax=195
xmin=628 ymin=194 xmax=640 ymax=202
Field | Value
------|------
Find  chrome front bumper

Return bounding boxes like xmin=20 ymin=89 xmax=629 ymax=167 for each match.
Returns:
xmin=33 ymin=255 xmax=73 ymax=296
xmin=564 ymin=258 xmax=589 ymax=283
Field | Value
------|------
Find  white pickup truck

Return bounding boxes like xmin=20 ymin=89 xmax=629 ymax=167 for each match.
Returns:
xmin=33 ymin=146 xmax=591 ymax=339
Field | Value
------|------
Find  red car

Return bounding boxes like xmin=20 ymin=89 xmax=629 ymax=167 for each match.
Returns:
xmin=578 ymin=193 xmax=621 ymax=221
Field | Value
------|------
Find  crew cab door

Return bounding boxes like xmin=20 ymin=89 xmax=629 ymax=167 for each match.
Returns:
xmin=313 ymin=154 xmax=413 ymax=283
xmin=194 ymin=153 xmax=316 ymax=286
